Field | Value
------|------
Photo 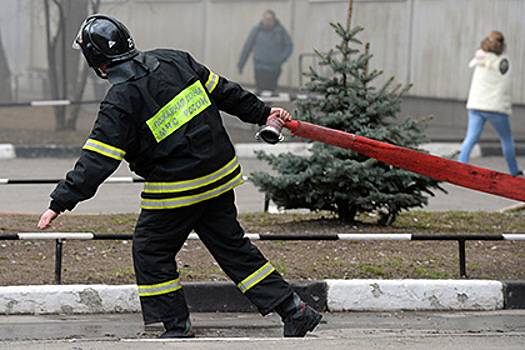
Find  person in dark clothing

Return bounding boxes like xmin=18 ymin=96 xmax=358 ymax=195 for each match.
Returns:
xmin=37 ymin=14 xmax=321 ymax=338
xmin=238 ymin=10 xmax=293 ymax=93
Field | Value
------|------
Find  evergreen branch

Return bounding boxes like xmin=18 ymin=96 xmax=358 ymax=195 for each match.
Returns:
xmin=378 ymin=76 xmax=395 ymax=96
xmin=389 ymin=83 xmax=403 ymax=96
xmin=363 ymin=43 xmax=370 ymax=77
xmin=254 ymin=17 xmax=438 ymax=223
xmin=399 ymin=83 xmax=413 ymax=97
xmin=365 ymin=69 xmax=382 ymax=83
xmin=348 ymin=26 xmax=365 ymax=36
xmin=331 ymin=23 xmax=346 ymax=38
xmin=389 ymin=83 xmax=413 ymax=105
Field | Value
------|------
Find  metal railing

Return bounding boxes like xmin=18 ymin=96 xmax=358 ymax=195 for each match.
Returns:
xmin=1 ymin=177 xmax=524 ymax=284
xmin=0 ymin=231 xmax=523 ymax=284
xmin=0 ymin=176 xmax=145 ymax=185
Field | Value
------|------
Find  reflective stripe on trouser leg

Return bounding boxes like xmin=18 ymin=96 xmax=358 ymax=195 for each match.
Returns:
xmin=133 ymin=209 xmax=195 ymax=324
xmin=237 ymin=262 xmax=276 ymax=293
xmin=194 ymin=190 xmax=294 ymax=315
xmin=138 ymin=278 xmax=182 ymax=297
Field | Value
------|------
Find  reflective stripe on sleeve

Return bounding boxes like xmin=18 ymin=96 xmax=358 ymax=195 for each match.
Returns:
xmin=144 ymin=157 xmax=239 ymax=193
xmin=138 ymin=278 xmax=182 ymax=297
xmin=205 ymin=71 xmax=219 ymax=94
xmin=237 ymin=262 xmax=276 ymax=294
xmin=141 ymin=173 xmax=244 ymax=210
xmin=83 ymin=138 xmax=126 ymax=161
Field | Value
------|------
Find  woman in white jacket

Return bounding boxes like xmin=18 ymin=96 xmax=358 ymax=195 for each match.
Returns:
xmin=459 ymin=31 xmax=521 ymax=176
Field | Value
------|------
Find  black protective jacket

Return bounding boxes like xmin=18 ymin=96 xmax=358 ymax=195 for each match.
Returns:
xmin=50 ymin=49 xmax=270 ymax=212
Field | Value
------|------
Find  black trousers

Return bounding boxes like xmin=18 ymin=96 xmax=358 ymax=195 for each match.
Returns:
xmin=254 ymin=67 xmax=281 ymax=92
xmin=133 ymin=190 xmax=294 ymax=324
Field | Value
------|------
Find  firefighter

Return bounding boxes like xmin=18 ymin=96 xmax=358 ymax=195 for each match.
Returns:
xmin=37 ymin=15 xmax=322 ymax=338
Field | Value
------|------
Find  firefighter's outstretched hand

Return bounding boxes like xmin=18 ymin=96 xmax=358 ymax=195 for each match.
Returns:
xmin=38 ymin=209 xmax=59 ymax=230
xmin=269 ymin=107 xmax=292 ymax=123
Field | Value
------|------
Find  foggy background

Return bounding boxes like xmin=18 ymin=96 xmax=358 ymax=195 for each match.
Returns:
xmin=1 ymin=0 xmax=525 ymax=146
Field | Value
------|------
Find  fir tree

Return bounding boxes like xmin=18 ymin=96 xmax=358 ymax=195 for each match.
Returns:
xmin=251 ymin=22 xmax=443 ymax=225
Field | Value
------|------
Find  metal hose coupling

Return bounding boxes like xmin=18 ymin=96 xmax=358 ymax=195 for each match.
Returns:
xmin=256 ymin=115 xmax=285 ymax=144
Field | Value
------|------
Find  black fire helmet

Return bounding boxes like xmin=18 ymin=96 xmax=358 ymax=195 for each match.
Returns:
xmin=73 ymin=14 xmax=138 ymax=79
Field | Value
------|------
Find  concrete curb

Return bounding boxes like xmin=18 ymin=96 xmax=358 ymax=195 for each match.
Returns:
xmin=0 ymin=144 xmax=15 ymax=159
xmin=0 ymin=144 xmax=81 ymax=159
xmin=0 ymin=281 xmax=326 ymax=315
xmin=1 ymin=279 xmax=522 ymax=315
xmin=326 ymin=279 xmax=503 ymax=311
xmin=0 ymin=142 xmax=483 ymax=159
xmin=0 ymin=285 xmax=140 ymax=315
xmin=482 ymin=144 xmax=525 ymax=157
xmin=14 ymin=145 xmax=81 ymax=158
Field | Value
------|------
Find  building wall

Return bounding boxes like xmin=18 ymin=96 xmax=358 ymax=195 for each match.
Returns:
xmin=1 ymin=0 xmax=524 ymax=139
xmin=3 ymin=0 xmax=524 ymax=99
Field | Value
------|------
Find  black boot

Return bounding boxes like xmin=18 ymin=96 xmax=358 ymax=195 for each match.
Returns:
xmin=275 ymin=293 xmax=322 ymax=337
xmin=159 ymin=318 xmax=195 ymax=338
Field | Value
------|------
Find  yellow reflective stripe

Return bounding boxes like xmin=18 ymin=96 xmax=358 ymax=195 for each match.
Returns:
xmin=146 ymin=80 xmax=211 ymax=143
xmin=141 ymin=173 xmax=244 ymax=210
xmin=83 ymin=138 xmax=126 ymax=161
xmin=144 ymin=157 xmax=239 ymax=193
xmin=237 ymin=262 xmax=275 ymax=294
xmin=138 ymin=278 xmax=182 ymax=297
xmin=205 ymin=71 xmax=219 ymax=94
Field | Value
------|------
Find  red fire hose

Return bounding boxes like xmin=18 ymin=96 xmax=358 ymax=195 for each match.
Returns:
xmin=284 ymin=120 xmax=525 ymax=202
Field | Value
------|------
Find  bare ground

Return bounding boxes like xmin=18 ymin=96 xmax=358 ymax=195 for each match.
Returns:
xmin=0 ymin=211 xmax=524 ymax=285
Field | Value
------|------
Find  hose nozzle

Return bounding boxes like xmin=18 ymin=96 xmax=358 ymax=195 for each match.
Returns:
xmin=256 ymin=117 xmax=285 ymax=144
